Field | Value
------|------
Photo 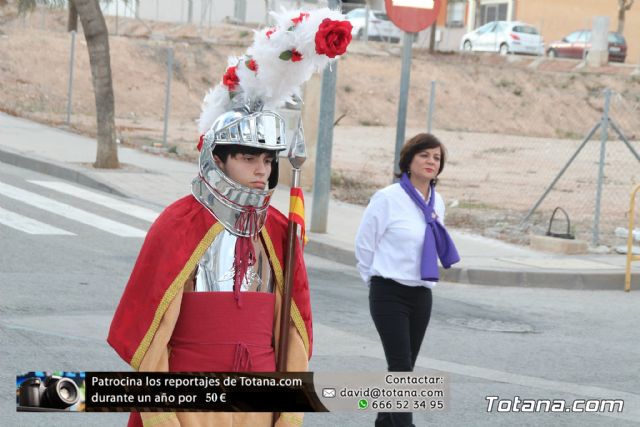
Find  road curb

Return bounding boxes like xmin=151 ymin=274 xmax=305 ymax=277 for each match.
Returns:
xmin=0 ymin=147 xmax=130 ymax=198
xmin=2 ymin=144 xmax=637 ymax=291
xmin=306 ymin=238 xmax=637 ymax=291
xmin=443 ymin=266 xmax=638 ymax=290
xmin=306 ymin=237 xmax=357 ymax=267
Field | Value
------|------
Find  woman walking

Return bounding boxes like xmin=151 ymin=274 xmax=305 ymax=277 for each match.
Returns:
xmin=355 ymin=133 xmax=460 ymax=427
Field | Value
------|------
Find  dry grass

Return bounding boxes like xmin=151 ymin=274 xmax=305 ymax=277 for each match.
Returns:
xmin=2 ymin=7 xmax=640 ymax=248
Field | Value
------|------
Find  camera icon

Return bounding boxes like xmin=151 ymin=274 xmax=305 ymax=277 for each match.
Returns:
xmin=18 ymin=375 xmax=80 ymax=410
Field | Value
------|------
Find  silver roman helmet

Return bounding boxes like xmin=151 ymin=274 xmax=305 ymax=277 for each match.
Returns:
xmin=193 ymin=7 xmax=351 ymax=237
xmin=192 ymin=107 xmax=288 ymax=237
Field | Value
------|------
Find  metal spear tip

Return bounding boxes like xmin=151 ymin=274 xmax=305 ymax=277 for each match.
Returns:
xmin=288 ymin=119 xmax=307 ymax=170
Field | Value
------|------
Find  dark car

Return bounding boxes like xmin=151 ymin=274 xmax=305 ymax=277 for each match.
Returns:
xmin=546 ymin=30 xmax=627 ymax=63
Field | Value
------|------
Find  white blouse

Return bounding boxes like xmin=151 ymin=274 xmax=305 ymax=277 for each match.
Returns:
xmin=354 ymin=182 xmax=446 ymax=289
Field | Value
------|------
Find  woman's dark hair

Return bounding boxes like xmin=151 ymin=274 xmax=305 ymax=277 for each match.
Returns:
xmin=213 ymin=144 xmax=277 ymax=163
xmin=395 ymin=133 xmax=447 ymax=184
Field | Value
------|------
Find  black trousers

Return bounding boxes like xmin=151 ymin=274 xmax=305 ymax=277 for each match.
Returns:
xmin=369 ymin=276 xmax=433 ymax=427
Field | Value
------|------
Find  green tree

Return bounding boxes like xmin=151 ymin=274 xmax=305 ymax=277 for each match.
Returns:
xmin=19 ymin=0 xmax=119 ymax=168
xmin=617 ymin=0 xmax=634 ymax=34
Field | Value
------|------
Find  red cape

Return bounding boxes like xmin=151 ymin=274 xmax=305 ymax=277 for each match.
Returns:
xmin=108 ymin=195 xmax=312 ymax=369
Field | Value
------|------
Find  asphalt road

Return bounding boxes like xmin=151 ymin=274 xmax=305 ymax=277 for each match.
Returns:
xmin=1 ymin=163 xmax=639 ymax=426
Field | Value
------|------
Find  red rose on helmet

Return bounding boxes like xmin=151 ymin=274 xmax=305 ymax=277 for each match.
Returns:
xmin=315 ymin=18 xmax=353 ymax=58
xmin=291 ymin=12 xmax=310 ymax=26
xmin=279 ymin=49 xmax=304 ymax=62
xmin=222 ymin=66 xmax=239 ymax=91
xmin=291 ymin=49 xmax=303 ymax=62
xmin=246 ymin=58 xmax=258 ymax=72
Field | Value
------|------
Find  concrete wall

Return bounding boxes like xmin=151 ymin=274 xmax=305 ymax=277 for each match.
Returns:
xmin=137 ymin=0 xmax=329 ymax=26
xmin=437 ymin=26 xmax=467 ymax=51
xmin=101 ymin=0 xmax=137 ymax=18
xmin=517 ymin=0 xmax=640 ymax=63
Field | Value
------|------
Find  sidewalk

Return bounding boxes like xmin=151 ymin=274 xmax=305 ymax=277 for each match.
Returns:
xmin=1 ymin=112 xmax=638 ymax=290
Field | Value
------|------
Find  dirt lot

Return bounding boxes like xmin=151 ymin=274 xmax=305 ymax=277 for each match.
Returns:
xmin=1 ymin=7 xmax=640 ymax=248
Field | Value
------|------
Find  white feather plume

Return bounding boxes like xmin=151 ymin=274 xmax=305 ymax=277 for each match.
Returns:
xmin=197 ymin=7 xmax=350 ymax=135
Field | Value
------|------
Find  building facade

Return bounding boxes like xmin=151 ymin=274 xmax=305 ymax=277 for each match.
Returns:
xmin=128 ymin=0 xmax=639 ymax=62
xmin=516 ymin=0 xmax=640 ymax=63
xmin=135 ymin=0 xmax=328 ymax=26
xmin=459 ymin=0 xmax=639 ymax=63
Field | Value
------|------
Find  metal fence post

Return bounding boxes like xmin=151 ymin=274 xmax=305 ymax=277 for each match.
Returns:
xmin=393 ymin=31 xmax=414 ymax=179
xmin=427 ymin=80 xmax=436 ymax=133
xmin=66 ymin=30 xmax=76 ymax=125
xmin=209 ymin=0 xmax=213 ymax=29
xmin=592 ymin=88 xmax=612 ymax=246
xmin=115 ymin=0 xmax=119 ymax=35
xmin=364 ymin=4 xmax=370 ymax=43
xmin=163 ymin=47 xmax=174 ymax=147
xmin=310 ymin=0 xmax=341 ymax=233
xmin=582 ymin=18 xmax=589 ymax=62
xmin=310 ymin=64 xmax=337 ymax=233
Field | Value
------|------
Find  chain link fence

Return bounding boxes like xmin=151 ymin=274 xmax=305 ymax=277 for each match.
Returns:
xmin=434 ymin=84 xmax=640 ymax=249
xmin=329 ymin=52 xmax=640 ymax=250
xmin=4 ymin=5 xmax=640 ymax=250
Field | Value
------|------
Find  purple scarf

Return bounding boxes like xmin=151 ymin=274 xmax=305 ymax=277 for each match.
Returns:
xmin=399 ymin=173 xmax=460 ymax=281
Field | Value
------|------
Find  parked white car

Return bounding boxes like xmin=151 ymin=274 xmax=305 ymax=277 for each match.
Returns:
xmin=345 ymin=8 xmax=402 ymax=43
xmin=460 ymin=21 xmax=544 ymax=55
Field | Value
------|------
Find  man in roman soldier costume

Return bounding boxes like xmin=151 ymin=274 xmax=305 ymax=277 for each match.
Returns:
xmin=107 ymin=7 xmax=352 ymax=427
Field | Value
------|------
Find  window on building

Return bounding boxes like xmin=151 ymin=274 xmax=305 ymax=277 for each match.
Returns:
xmin=446 ymin=0 xmax=465 ymax=28
xmin=480 ymin=2 xmax=508 ymax=26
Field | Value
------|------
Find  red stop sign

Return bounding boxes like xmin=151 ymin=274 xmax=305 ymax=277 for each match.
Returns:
xmin=384 ymin=0 xmax=441 ymax=33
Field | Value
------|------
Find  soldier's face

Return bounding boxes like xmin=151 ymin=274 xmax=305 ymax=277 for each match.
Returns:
xmin=215 ymin=152 xmax=273 ymax=190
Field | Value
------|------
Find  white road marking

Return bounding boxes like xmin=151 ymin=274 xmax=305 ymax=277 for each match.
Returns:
xmin=0 ymin=206 xmax=74 ymax=235
xmin=29 ymin=180 xmax=159 ymax=222
xmin=0 ymin=181 xmax=147 ymax=237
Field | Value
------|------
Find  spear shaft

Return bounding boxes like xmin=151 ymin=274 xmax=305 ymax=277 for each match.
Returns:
xmin=273 ymin=120 xmax=306 ymax=426
xmin=276 ymin=167 xmax=301 ymax=371
xmin=277 ymin=117 xmax=306 ymax=372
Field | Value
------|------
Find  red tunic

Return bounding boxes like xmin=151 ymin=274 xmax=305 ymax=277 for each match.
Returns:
xmin=168 ymin=292 xmax=276 ymax=372
xmin=108 ymin=195 xmax=312 ymax=370
xmin=128 ymin=293 xmax=278 ymax=427
xmin=109 ymin=196 xmax=311 ymax=427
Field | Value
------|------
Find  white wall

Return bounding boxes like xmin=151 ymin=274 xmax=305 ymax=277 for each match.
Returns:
xmin=137 ymin=0 xmax=330 ymax=25
xmin=101 ymin=0 xmax=137 ymax=18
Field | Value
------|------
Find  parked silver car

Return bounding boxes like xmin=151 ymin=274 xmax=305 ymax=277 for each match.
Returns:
xmin=460 ymin=21 xmax=544 ymax=55
xmin=345 ymin=8 xmax=402 ymax=43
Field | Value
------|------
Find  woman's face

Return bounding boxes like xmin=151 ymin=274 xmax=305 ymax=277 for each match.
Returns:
xmin=409 ymin=146 xmax=441 ymax=183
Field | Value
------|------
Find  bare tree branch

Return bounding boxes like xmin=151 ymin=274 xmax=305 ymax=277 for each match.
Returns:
xmin=67 ymin=0 xmax=77 ymax=32
xmin=617 ymin=0 xmax=634 ymax=34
